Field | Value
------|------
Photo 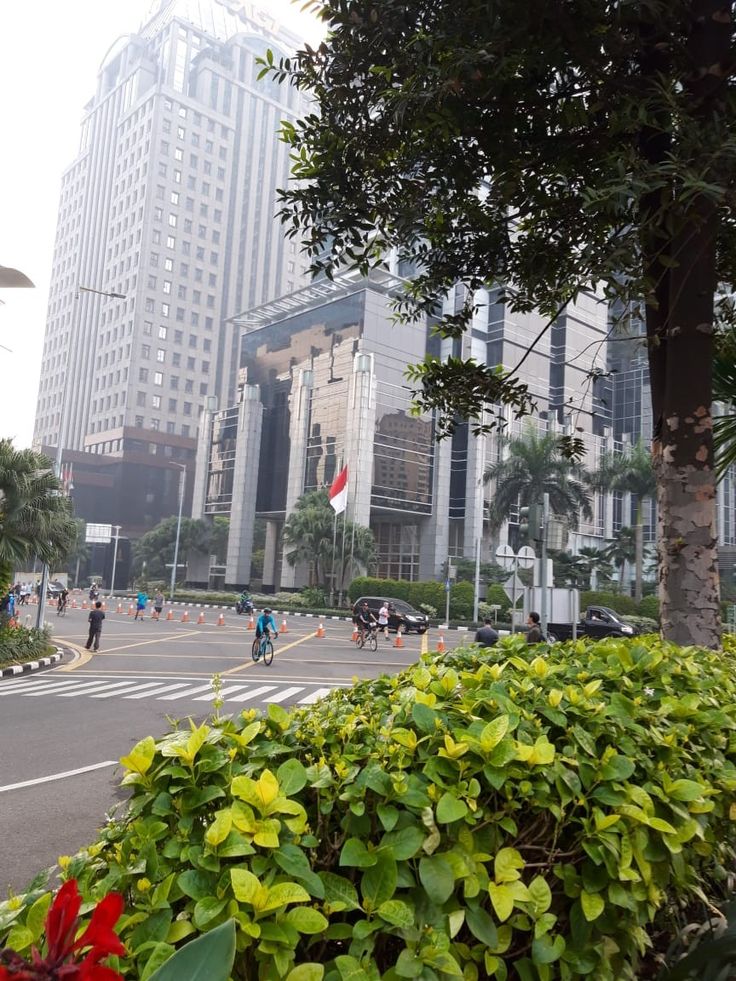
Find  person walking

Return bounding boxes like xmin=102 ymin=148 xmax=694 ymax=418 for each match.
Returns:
xmin=377 ymin=600 xmax=390 ymax=640
xmin=526 ymin=611 xmax=545 ymax=644
xmin=85 ymin=601 xmax=105 ymax=651
xmin=134 ymin=589 xmax=148 ymax=622
xmin=474 ymin=616 xmax=499 ymax=648
xmin=153 ymin=590 xmax=165 ymax=621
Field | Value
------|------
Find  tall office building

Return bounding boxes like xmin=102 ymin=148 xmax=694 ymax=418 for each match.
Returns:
xmin=33 ymin=0 xmax=310 ymax=488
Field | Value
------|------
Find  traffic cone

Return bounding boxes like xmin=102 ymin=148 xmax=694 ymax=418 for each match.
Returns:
xmin=316 ymin=621 xmax=325 ymax=639
xmin=393 ymin=628 xmax=404 ymax=649
xmin=127 ymin=604 xmax=134 ymax=616
xmin=101 ymin=601 xmax=107 ymax=611
xmin=197 ymin=610 xmax=205 ymax=624
xmin=436 ymin=632 xmax=446 ymax=653
xmin=281 ymin=617 xmax=288 ymax=634
xmin=247 ymin=614 xmax=255 ymax=630
xmin=181 ymin=610 xmax=189 ymax=623
xmin=82 ymin=600 xmax=88 ymax=610
xmin=71 ymin=598 xmax=77 ymax=609
xmin=116 ymin=602 xmax=123 ymax=613
xmin=351 ymin=624 xmax=359 ymax=642
xmin=217 ymin=612 xmax=225 ymax=626
xmin=166 ymin=608 xmax=174 ymax=621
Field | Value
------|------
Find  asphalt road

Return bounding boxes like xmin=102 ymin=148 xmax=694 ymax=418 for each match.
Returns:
xmin=1 ymin=605 xmax=447 ymax=892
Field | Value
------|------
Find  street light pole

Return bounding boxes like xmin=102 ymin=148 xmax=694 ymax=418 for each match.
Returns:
xmin=170 ymin=464 xmax=186 ymax=602
xmin=109 ymin=525 xmax=122 ymax=597
xmin=36 ymin=285 xmax=125 ymax=630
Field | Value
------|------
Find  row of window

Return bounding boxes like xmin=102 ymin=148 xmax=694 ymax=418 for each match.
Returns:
xmin=136 ymin=393 xmax=200 ymax=414
xmin=137 ymin=367 xmax=209 ymax=386
xmin=160 ymin=141 xmax=228 ymax=165
xmin=161 ymin=116 xmax=230 ymax=143
xmin=146 ymin=271 xmax=217 ymax=291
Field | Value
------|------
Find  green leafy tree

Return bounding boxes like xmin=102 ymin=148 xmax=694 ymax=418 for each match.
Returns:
xmin=65 ymin=519 xmax=90 ymax=587
xmin=604 ymin=527 xmax=638 ymax=594
xmin=282 ymin=490 xmax=376 ymax=591
xmin=132 ymin=517 xmax=227 ymax=582
xmin=265 ymin=0 xmax=734 ymax=647
xmin=484 ymin=427 xmax=592 ymax=534
xmin=577 ymin=546 xmax=614 ymax=590
xmin=714 ymin=326 xmax=736 ymax=478
xmin=0 ymin=440 xmax=75 ymax=574
xmin=590 ymin=442 xmax=657 ymax=603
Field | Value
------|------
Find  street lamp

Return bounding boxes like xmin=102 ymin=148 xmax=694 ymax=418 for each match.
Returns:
xmin=36 ymin=284 xmax=126 ymax=629
xmin=169 ymin=463 xmax=187 ymax=602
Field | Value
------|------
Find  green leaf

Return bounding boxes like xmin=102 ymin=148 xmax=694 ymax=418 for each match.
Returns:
xmin=120 ymin=735 xmax=156 ymax=775
xmin=285 ymin=966 xmax=325 ymax=981
xmin=340 ymin=837 xmax=377 ymax=868
xmin=284 ymin=906 xmax=329 ymax=934
xmin=335 ymin=955 xmax=371 ymax=981
xmin=5 ymin=924 xmax=33 ymax=952
xmin=205 ymin=809 xmax=232 ymax=847
xmin=466 ymin=906 xmax=498 ymax=947
xmin=380 ymin=825 xmax=425 ymax=860
xmin=26 ymin=892 xmax=52 ymax=942
xmin=528 ymin=875 xmax=552 ymax=915
xmin=193 ymin=897 xmax=227 ymax=930
xmin=277 ymin=758 xmax=308 ymax=795
xmin=378 ymin=899 xmax=415 ymax=928
xmin=488 ymin=882 xmax=515 ymax=923
xmin=178 ymin=870 xmax=214 ymax=902
xmin=532 ymin=933 xmax=566 ymax=965
xmin=261 ymin=882 xmax=311 ymax=912
xmin=494 ymin=847 xmax=525 ymax=883
xmin=147 ymin=920 xmax=236 ymax=981
xmin=480 ymin=715 xmax=510 ymax=752
xmin=396 ymin=948 xmax=424 ymax=978
xmin=361 ymin=852 xmax=397 ymax=908
xmin=436 ymin=792 xmax=468 ymax=824
xmin=320 ymin=872 xmax=361 ymax=911
xmin=377 ymin=804 xmax=399 ymax=831
xmin=599 ymin=754 xmax=635 ymax=782
xmin=418 ymin=855 xmax=454 ymax=905
xmin=230 ymin=868 xmax=262 ymax=904
xmin=412 ymin=702 xmax=437 ymax=732
xmin=268 ymin=702 xmax=291 ymax=729
xmin=667 ymin=779 xmax=706 ymax=802
xmin=580 ymin=891 xmax=605 ymax=922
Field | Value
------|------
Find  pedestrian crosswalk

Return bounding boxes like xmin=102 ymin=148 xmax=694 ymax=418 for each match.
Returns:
xmin=0 ymin=674 xmax=337 ymax=708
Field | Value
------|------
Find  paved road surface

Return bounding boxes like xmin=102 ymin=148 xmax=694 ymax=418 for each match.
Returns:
xmin=1 ymin=606 xmax=449 ymax=891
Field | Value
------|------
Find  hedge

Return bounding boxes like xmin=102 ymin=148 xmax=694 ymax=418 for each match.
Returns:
xmin=4 ymin=634 xmax=736 ymax=980
xmin=348 ymin=577 xmax=477 ymax=620
xmin=0 ymin=624 xmax=54 ymax=667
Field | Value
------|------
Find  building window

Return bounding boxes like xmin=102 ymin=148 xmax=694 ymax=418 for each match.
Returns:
xmin=170 ymin=376 xmax=179 ymax=389
xmin=150 ymin=252 xmax=159 ymax=266
xmin=176 ymin=307 xmax=185 ymax=321
xmin=136 ymin=391 xmax=146 ymax=406
xmin=154 ymin=371 xmax=163 ymax=386
xmin=164 ymin=257 xmax=173 ymax=271
xmin=143 ymin=321 xmax=153 ymax=336
xmin=170 ymin=191 xmax=179 ymax=205
xmin=166 ymin=235 xmax=176 ymax=249
xmin=135 ymin=415 xmax=144 ymax=427
xmin=163 ymin=280 xmax=172 ymax=294
xmin=177 ymin=126 xmax=185 ymax=140
xmin=168 ymin=398 xmax=177 ymax=412
xmin=178 ymin=284 xmax=187 ymax=299
xmin=185 ymin=378 xmax=194 ymax=392
xmin=152 ymin=229 xmax=161 ymax=244
xmin=161 ymin=303 xmax=170 ymax=317
xmin=174 ymin=147 xmax=183 ymax=162
xmin=199 ymin=382 xmax=208 ymax=395
xmin=151 ymin=418 xmax=160 ymax=431
xmin=156 ymin=349 xmax=165 ymax=363
xmin=139 ymin=368 xmax=148 ymax=382
xmin=172 ymin=352 xmax=181 ymax=366
xmin=154 ymin=207 xmax=163 ymax=222
xmin=145 ymin=298 xmax=155 ymax=313
xmin=184 ymin=401 xmax=192 ymax=415
xmin=142 ymin=344 xmax=151 ymax=359
xmin=173 ymin=169 xmax=181 ymax=184
xmin=168 ymin=213 xmax=177 ymax=227
xmin=152 ymin=395 xmax=161 ymax=409
xmin=174 ymin=330 xmax=183 ymax=344
xmin=147 ymin=274 xmax=157 ymax=289
xmin=158 ymin=325 xmax=167 ymax=339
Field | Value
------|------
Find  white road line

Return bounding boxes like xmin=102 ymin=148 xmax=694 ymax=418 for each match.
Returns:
xmin=90 ymin=681 xmax=166 ymax=699
xmin=0 ymin=679 xmax=66 ymax=695
xmin=17 ymin=679 xmax=93 ymax=696
xmin=298 ymin=687 xmax=332 ymax=704
xmin=124 ymin=682 xmax=191 ymax=699
xmin=21 ymin=679 xmax=111 ymax=697
xmin=192 ymin=685 xmax=249 ymax=701
xmin=226 ymin=685 xmax=277 ymax=703
xmin=0 ymin=760 xmax=117 ymax=793
xmin=57 ymin=680 xmax=140 ymax=698
xmin=157 ymin=683 xmax=215 ymax=700
xmin=267 ymin=686 xmax=304 ymax=703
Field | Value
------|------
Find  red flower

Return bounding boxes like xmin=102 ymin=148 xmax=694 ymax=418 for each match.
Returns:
xmin=0 ymin=881 xmax=125 ymax=979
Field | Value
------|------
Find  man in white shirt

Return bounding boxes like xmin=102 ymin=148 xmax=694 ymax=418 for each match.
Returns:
xmin=378 ymin=601 xmax=390 ymax=640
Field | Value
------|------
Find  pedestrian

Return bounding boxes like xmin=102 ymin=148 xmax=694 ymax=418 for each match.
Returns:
xmin=526 ymin=611 xmax=546 ymax=644
xmin=20 ymin=582 xmax=30 ymax=605
xmin=153 ymin=590 xmax=164 ymax=621
xmin=377 ymin=600 xmax=390 ymax=640
xmin=134 ymin=588 xmax=148 ymax=622
xmin=85 ymin=600 xmax=105 ymax=651
xmin=474 ymin=616 xmax=499 ymax=648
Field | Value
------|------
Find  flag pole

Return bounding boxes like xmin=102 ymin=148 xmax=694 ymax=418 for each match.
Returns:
xmin=330 ymin=507 xmax=338 ymax=607
xmin=338 ymin=496 xmax=348 ymax=606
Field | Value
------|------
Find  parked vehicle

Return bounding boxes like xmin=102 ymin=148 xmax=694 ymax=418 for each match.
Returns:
xmin=352 ymin=596 xmax=429 ymax=634
xmin=547 ymin=605 xmax=638 ymax=642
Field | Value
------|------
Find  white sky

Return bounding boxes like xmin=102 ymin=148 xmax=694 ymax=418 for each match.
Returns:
xmin=0 ymin=0 xmax=321 ymax=449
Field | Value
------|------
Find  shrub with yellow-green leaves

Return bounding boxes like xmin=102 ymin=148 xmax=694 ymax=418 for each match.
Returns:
xmin=3 ymin=634 xmax=736 ymax=981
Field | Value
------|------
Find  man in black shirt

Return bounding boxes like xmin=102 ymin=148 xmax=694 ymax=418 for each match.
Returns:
xmin=85 ymin=601 xmax=105 ymax=651
xmin=474 ymin=616 xmax=499 ymax=648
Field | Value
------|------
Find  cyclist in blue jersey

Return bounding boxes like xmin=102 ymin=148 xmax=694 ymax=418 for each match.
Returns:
xmin=256 ymin=608 xmax=278 ymax=640
xmin=253 ymin=608 xmax=278 ymax=663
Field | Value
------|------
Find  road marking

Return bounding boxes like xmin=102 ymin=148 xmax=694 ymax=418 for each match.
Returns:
xmin=227 ymin=685 xmax=277 ymax=703
xmin=57 ymin=680 xmax=142 ymax=697
xmin=124 ymin=682 xmax=192 ymax=699
xmin=157 ymin=682 xmax=215 ymax=700
xmin=90 ymin=681 xmax=166 ymax=698
xmin=222 ymin=631 xmax=319 ymax=675
xmin=96 ymin=630 xmax=200 ymax=653
xmin=193 ymin=685 xmax=249 ymax=701
xmin=267 ymin=686 xmax=304 ymax=703
xmin=298 ymin=687 xmax=333 ymax=704
xmin=0 ymin=678 xmax=86 ymax=696
xmin=22 ymin=679 xmax=115 ymax=697
xmin=0 ymin=760 xmax=117 ymax=794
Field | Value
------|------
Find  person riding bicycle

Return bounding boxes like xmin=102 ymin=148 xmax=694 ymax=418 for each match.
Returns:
xmin=255 ymin=608 xmax=278 ymax=642
xmin=355 ymin=602 xmax=377 ymax=643
xmin=57 ymin=587 xmax=69 ymax=614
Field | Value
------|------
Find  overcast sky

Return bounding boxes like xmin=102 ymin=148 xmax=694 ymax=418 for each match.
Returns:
xmin=0 ymin=0 xmax=320 ymax=449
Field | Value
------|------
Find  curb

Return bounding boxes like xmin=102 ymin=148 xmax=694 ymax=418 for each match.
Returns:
xmin=0 ymin=647 xmax=64 ymax=678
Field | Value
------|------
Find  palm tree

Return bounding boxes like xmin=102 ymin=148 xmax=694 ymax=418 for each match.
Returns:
xmin=66 ymin=519 xmax=91 ymax=587
xmin=553 ymin=551 xmax=587 ymax=588
xmin=577 ymin=546 xmax=614 ymax=590
xmin=484 ymin=426 xmax=592 ymax=536
xmin=590 ymin=442 xmax=656 ymax=602
xmin=0 ymin=440 xmax=76 ymax=581
xmin=603 ymin=527 xmax=637 ymax=593
xmin=714 ymin=326 xmax=736 ymax=479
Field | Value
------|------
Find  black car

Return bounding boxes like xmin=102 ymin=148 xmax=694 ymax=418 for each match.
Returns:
xmin=352 ymin=596 xmax=429 ymax=634
xmin=547 ymin=605 xmax=638 ymax=642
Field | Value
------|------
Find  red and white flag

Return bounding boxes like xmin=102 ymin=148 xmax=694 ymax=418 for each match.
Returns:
xmin=328 ymin=465 xmax=348 ymax=515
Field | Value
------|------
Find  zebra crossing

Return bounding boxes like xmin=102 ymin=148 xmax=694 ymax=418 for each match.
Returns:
xmin=0 ymin=673 xmax=337 ymax=707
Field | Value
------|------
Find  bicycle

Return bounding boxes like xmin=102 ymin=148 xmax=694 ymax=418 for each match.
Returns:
xmin=355 ymin=624 xmax=378 ymax=652
xmin=251 ymin=630 xmax=277 ymax=666
xmin=57 ymin=600 xmax=67 ymax=617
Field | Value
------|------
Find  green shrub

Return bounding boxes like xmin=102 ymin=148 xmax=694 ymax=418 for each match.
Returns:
xmin=0 ymin=625 xmax=53 ymax=666
xmin=636 ymin=595 xmax=660 ymax=620
xmin=580 ymin=590 xmax=639 ymax=615
xmin=407 ymin=580 xmax=445 ymax=614
xmin=484 ymin=584 xmax=512 ymax=617
xmin=7 ymin=635 xmax=735 ymax=979
xmin=348 ymin=577 xmax=411 ymax=603
xmin=300 ymin=586 xmax=328 ymax=608
xmin=449 ymin=580 xmax=474 ymax=619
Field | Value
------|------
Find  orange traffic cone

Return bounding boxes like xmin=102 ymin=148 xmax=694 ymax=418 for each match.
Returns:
xmin=197 ymin=610 xmax=205 ymax=624
xmin=71 ymin=598 xmax=77 ymax=609
xmin=166 ymin=608 xmax=174 ymax=621
xmin=436 ymin=632 xmax=446 ymax=653
xmin=281 ymin=617 xmax=288 ymax=634
xmin=181 ymin=609 xmax=189 ymax=623
xmin=247 ymin=614 xmax=255 ymax=630
xmin=116 ymin=602 xmax=123 ymax=613
xmin=82 ymin=600 xmax=88 ymax=610
xmin=101 ymin=601 xmax=107 ymax=611
xmin=351 ymin=624 xmax=359 ymax=642
xmin=217 ymin=612 xmax=225 ymax=626
xmin=128 ymin=604 xmax=134 ymax=616
xmin=316 ymin=621 xmax=325 ymax=639
xmin=394 ymin=628 xmax=404 ymax=649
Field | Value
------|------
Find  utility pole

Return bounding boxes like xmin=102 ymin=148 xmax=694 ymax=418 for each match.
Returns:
xmin=109 ymin=525 xmax=122 ymax=597
xmin=540 ymin=493 xmax=550 ymax=637
xmin=170 ymin=464 xmax=186 ymax=601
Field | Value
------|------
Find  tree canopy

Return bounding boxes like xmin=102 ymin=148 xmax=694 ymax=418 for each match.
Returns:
xmin=266 ymin=0 xmax=734 ymax=646
xmin=132 ymin=516 xmax=228 ymax=582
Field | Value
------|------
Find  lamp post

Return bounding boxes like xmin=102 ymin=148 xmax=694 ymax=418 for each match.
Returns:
xmin=109 ymin=525 xmax=122 ymax=597
xmin=169 ymin=463 xmax=187 ymax=602
xmin=35 ymin=285 xmax=125 ymax=629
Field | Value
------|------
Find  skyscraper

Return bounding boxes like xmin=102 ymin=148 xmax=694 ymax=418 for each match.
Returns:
xmin=34 ymin=0 xmax=310 ymax=474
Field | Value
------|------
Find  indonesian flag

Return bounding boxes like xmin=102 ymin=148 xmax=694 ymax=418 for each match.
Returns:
xmin=328 ymin=465 xmax=348 ymax=514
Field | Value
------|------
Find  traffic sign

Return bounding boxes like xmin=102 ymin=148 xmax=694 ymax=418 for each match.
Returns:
xmin=85 ymin=523 xmax=112 ymax=543
xmin=517 ymin=546 xmax=536 ymax=570
xmin=502 ymin=574 xmax=524 ymax=602
xmin=495 ymin=544 xmax=515 ymax=571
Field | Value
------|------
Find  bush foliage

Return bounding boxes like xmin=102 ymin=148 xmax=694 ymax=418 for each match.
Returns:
xmin=349 ymin=577 xmax=475 ymax=620
xmin=4 ymin=636 xmax=736 ymax=980
xmin=0 ymin=624 xmax=53 ymax=667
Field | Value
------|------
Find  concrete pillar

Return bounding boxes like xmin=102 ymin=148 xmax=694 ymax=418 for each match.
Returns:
xmin=224 ymin=386 xmax=263 ymax=588
xmin=463 ymin=429 xmax=487 ymax=558
xmin=191 ymin=408 xmax=212 ymax=519
xmin=262 ymin=519 xmax=279 ymax=593
xmin=418 ymin=434 xmax=451 ymax=581
xmin=280 ymin=370 xmax=313 ymax=589
xmin=344 ymin=352 xmax=377 ymax=529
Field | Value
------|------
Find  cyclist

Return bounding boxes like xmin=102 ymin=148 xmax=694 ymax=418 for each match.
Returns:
xmin=57 ymin=587 xmax=69 ymax=615
xmin=355 ymin=601 xmax=377 ymax=645
xmin=254 ymin=607 xmax=278 ymax=659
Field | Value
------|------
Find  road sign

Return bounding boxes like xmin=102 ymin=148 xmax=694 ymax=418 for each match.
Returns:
xmin=495 ymin=544 xmax=515 ymax=571
xmin=85 ymin=523 xmax=112 ymax=544
xmin=502 ymin=574 xmax=524 ymax=602
xmin=517 ymin=546 xmax=536 ymax=570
